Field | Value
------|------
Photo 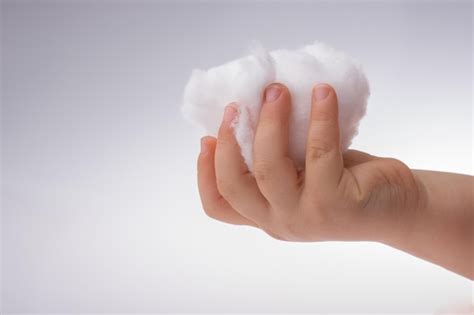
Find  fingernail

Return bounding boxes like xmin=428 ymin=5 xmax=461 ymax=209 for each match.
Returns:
xmin=200 ymin=137 xmax=208 ymax=155
xmin=265 ymin=84 xmax=282 ymax=103
xmin=223 ymin=105 xmax=237 ymax=124
xmin=314 ymin=84 xmax=331 ymax=101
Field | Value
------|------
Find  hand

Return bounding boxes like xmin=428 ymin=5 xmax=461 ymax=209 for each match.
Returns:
xmin=197 ymin=83 xmax=425 ymax=243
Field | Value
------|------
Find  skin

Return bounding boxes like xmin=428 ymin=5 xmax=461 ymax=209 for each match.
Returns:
xmin=197 ymin=83 xmax=473 ymax=279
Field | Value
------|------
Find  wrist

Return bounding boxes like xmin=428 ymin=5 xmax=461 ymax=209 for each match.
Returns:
xmin=377 ymin=168 xmax=430 ymax=248
xmin=380 ymin=169 xmax=473 ymax=278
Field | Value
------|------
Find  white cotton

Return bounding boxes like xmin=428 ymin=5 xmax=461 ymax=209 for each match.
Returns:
xmin=181 ymin=41 xmax=370 ymax=172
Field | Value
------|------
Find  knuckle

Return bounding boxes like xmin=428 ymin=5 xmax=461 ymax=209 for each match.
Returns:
xmin=252 ymin=159 xmax=275 ymax=182
xmin=313 ymin=110 xmax=336 ymax=123
xmin=381 ymin=158 xmax=412 ymax=184
xmin=306 ymin=139 xmax=335 ymax=161
xmin=384 ymin=157 xmax=409 ymax=171
xmin=216 ymin=135 xmax=233 ymax=148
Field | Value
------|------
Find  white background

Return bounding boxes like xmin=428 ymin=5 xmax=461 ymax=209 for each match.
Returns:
xmin=2 ymin=0 xmax=472 ymax=313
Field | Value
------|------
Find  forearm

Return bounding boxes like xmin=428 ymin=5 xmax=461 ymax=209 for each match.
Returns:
xmin=384 ymin=170 xmax=473 ymax=279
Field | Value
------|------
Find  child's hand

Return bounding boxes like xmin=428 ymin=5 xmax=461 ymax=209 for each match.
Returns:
xmin=197 ymin=83 xmax=473 ymax=279
xmin=197 ymin=83 xmax=424 ymax=242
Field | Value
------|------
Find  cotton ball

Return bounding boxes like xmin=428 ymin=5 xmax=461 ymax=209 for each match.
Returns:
xmin=182 ymin=41 xmax=370 ymax=172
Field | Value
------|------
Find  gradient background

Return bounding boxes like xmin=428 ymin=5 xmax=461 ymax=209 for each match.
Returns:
xmin=1 ymin=0 xmax=472 ymax=313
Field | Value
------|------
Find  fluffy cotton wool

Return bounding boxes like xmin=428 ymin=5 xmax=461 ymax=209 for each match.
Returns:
xmin=182 ymin=41 xmax=370 ymax=172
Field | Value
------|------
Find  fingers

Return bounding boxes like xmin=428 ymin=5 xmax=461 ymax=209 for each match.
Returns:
xmin=197 ymin=136 xmax=257 ymax=226
xmin=253 ymin=83 xmax=299 ymax=208
xmin=305 ymin=84 xmax=344 ymax=189
xmin=215 ymin=105 xmax=270 ymax=224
